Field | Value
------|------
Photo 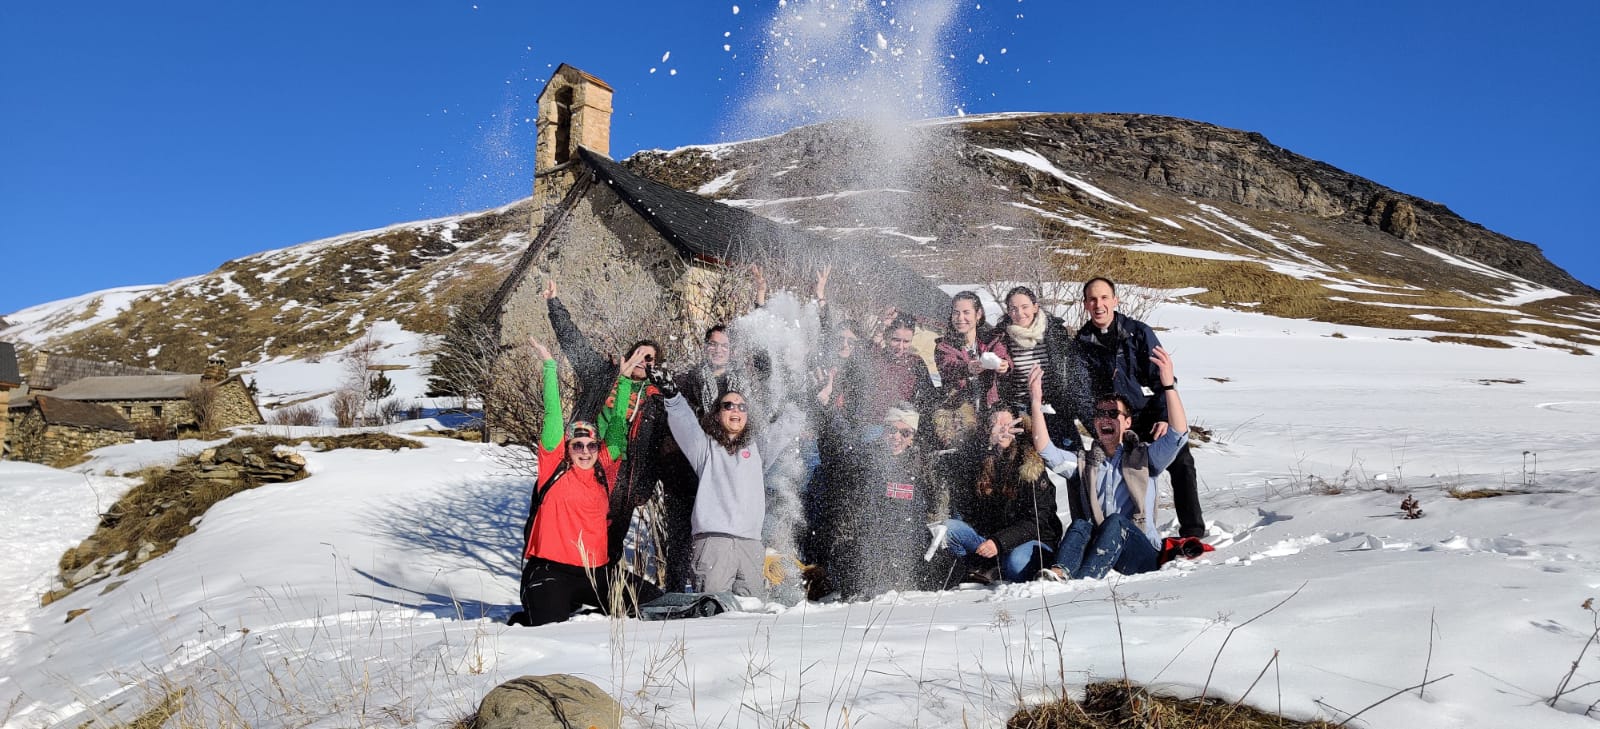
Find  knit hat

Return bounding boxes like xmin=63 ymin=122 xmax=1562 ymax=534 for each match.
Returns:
xmin=883 ymin=403 xmax=920 ymax=431
xmin=566 ymin=420 xmax=598 ymax=441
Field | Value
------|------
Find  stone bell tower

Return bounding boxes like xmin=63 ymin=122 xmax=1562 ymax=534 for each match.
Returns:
xmin=532 ymin=64 xmax=614 ymax=231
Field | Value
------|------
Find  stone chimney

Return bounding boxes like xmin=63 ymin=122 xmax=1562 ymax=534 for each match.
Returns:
xmin=532 ymin=64 xmax=613 ymax=231
xmin=202 ymin=355 xmax=229 ymax=383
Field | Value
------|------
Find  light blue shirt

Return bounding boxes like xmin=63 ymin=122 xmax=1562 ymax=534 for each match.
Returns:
xmin=1042 ymin=430 xmax=1188 ymax=545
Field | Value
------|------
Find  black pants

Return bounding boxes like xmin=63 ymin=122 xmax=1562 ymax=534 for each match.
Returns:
xmin=657 ymin=454 xmax=698 ymax=592
xmin=519 ymin=559 xmax=601 ymax=627
xmin=1166 ymin=442 xmax=1205 ymax=537
xmin=517 ymin=559 xmax=664 ymax=627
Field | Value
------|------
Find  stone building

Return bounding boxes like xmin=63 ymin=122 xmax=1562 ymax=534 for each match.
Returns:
xmin=9 ymin=395 xmax=135 ymax=466
xmin=488 ymin=65 xmax=950 ymax=358
xmin=0 ymin=342 xmax=21 ymax=458
xmin=39 ymin=357 xmax=263 ymax=435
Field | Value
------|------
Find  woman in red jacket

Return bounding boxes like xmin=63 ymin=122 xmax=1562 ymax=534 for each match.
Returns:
xmin=516 ymin=337 xmax=638 ymax=627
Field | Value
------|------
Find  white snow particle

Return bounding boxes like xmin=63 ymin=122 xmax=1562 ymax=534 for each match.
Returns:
xmin=650 ymin=67 xmax=657 ymax=74
xmin=669 ymin=68 xmax=677 ymax=75
xmin=977 ymin=53 xmax=986 ymax=63
xmin=732 ymin=5 xmax=740 ymax=14
xmin=661 ymin=51 xmax=671 ymax=62
xmin=876 ymin=32 xmax=888 ymax=49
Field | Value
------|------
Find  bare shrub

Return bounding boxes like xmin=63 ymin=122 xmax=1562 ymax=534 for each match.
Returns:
xmin=269 ymin=403 xmax=321 ymax=427
xmin=133 ymin=418 xmax=173 ymax=441
xmin=329 ymin=389 xmax=363 ymax=429
xmin=184 ymin=383 xmax=219 ymax=432
xmin=375 ymin=397 xmax=406 ymax=424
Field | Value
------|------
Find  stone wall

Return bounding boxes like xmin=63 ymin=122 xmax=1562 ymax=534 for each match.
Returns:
xmin=10 ymin=412 xmax=134 ymax=467
xmin=499 ymin=179 xmax=695 ymax=360
xmin=0 ymin=388 xmax=10 ymax=458
xmin=210 ymin=379 xmax=264 ymax=428
xmin=95 ymin=398 xmax=197 ymax=432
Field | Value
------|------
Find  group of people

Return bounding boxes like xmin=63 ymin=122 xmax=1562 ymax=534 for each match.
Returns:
xmin=511 ymin=272 xmax=1207 ymax=626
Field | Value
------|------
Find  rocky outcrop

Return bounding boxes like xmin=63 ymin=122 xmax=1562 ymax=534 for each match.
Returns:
xmin=189 ymin=442 xmax=307 ymax=483
xmin=472 ymin=674 xmax=621 ymax=729
xmin=955 ymin=114 xmax=1593 ymax=295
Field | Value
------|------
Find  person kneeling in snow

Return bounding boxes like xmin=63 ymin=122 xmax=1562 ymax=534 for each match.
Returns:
xmin=1029 ymin=344 xmax=1190 ymax=581
xmin=516 ymin=337 xmax=634 ymax=627
xmin=653 ymin=368 xmax=775 ymax=596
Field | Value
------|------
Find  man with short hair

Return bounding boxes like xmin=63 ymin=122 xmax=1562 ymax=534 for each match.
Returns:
xmin=1074 ymin=277 xmax=1206 ymax=538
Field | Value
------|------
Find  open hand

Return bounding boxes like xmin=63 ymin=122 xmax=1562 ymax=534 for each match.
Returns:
xmin=526 ymin=336 xmax=552 ymax=361
xmin=976 ymin=539 xmax=998 ymax=558
xmin=542 ymin=279 xmax=557 ymax=300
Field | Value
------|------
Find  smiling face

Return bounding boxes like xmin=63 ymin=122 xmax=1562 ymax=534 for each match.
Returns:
xmin=884 ymin=418 xmax=918 ymax=455
xmin=716 ymin=393 xmax=748 ymax=435
xmin=1084 ymin=280 xmax=1119 ymax=330
xmin=1091 ymin=396 xmax=1132 ymax=452
xmin=568 ymin=437 xmax=601 ymax=469
xmin=1005 ymin=292 xmax=1038 ymax=328
xmin=628 ymin=345 xmax=657 ymax=380
xmin=950 ymin=298 xmax=979 ymax=336
xmin=836 ymin=328 xmax=858 ymax=359
xmin=704 ymin=330 xmax=731 ymax=370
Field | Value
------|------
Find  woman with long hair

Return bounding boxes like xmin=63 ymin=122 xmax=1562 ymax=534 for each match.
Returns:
xmin=941 ymin=402 xmax=1063 ymax=583
xmin=989 ymin=285 xmax=1083 ymax=448
xmin=935 ymin=290 xmax=1007 ymax=411
xmin=654 ymin=369 xmax=778 ymax=596
xmin=515 ymin=337 xmax=636 ymax=627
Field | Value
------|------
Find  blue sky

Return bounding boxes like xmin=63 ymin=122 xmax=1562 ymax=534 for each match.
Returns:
xmin=2 ymin=1 xmax=1595 ymax=315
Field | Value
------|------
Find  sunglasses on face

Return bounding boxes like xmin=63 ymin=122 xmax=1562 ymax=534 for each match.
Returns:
xmin=719 ymin=401 xmax=748 ymax=412
xmin=569 ymin=440 xmax=600 ymax=454
xmin=1093 ymin=407 xmax=1126 ymax=420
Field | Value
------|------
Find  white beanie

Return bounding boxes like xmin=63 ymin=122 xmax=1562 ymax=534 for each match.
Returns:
xmin=883 ymin=403 xmax=920 ymax=431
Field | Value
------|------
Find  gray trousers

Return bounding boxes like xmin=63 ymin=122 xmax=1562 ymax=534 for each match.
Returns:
xmin=690 ymin=533 xmax=764 ymax=597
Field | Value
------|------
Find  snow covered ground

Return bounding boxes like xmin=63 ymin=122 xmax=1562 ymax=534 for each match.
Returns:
xmin=1 ymin=301 xmax=1598 ymax=728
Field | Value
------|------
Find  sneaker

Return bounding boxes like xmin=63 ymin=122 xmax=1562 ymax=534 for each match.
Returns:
xmin=1036 ymin=566 xmax=1068 ymax=582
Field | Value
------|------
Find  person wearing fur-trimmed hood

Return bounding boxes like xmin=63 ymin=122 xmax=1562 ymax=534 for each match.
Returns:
xmin=941 ymin=396 xmax=1063 ymax=584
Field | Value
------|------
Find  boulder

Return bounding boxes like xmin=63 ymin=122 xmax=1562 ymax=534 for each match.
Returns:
xmin=473 ymin=674 xmax=620 ymax=729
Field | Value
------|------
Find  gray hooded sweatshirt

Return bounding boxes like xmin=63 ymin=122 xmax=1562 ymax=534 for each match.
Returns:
xmin=664 ymin=393 xmax=774 ymax=540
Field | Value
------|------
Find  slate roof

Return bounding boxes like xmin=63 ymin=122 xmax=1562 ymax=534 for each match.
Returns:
xmin=488 ymin=147 xmax=952 ymax=337
xmin=47 ymin=374 xmax=204 ymax=401
xmin=29 ymin=353 xmax=176 ymax=391
xmin=0 ymin=342 xmax=20 ymax=387
xmin=34 ymin=395 xmax=134 ymax=431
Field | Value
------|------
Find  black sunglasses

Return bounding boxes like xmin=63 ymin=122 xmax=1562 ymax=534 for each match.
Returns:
xmin=719 ymin=401 xmax=748 ymax=412
xmin=569 ymin=440 xmax=601 ymax=454
xmin=1093 ymin=407 xmax=1126 ymax=420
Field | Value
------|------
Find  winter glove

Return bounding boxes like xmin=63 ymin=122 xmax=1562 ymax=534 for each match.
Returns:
xmin=647 ymin=364 xmax=679 ymax=399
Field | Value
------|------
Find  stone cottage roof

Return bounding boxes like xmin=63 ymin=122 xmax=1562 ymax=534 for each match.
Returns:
xmin=28 ymin=353 xmax=176 ymax=391
xmin=493 ymin=147 xmax=950 ymax=323
xmin=47 ymin=374 xmax=205 ymax=401
xmin=34 ymin=395 xmax=134 ymax=431
xmin=0 ymin=342 xmax=20 ymax=387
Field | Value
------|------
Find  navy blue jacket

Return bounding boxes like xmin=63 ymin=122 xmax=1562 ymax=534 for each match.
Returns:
xmin=1075 ymin=312 xmax=1168 ymax=430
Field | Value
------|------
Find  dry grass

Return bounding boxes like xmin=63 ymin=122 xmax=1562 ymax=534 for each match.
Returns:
xmin=1008 ymin=682 xmax=1337 ymax=729
xmin=1448 ymin=488 xmax=1517 ymax=500
xmin=1426 ymin=335 xmax=1514 ymax=349
xmin=1056 ymin=245 xmax=1598 ymax=353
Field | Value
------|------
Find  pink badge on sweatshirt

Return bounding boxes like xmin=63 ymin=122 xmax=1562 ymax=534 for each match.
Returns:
xmin=741 ymin=449 xmax=751 ymax=459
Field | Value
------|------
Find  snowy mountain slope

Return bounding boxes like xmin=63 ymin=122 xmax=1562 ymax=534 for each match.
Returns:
xmin=2 ymin=302 xmax=1598 ymax=728
xmin=3 ymin=114 xmax=1595 ymax=393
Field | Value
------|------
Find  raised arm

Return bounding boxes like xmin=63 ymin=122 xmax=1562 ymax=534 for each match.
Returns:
xmin=1151 ymin=345 xmax=1186 ymax=435
xmin=545 ymin=286 xmax=608 ymax=383
xmin=598 ymin=375 xmax=632 ymax=461
xmin=528 ymin=337 xmax=562 ymax=452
